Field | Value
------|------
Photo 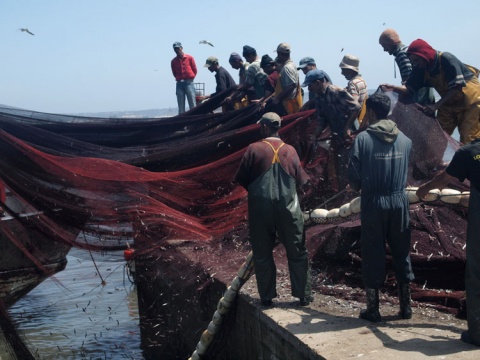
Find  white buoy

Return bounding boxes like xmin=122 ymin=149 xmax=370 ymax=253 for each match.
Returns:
xmin=327 ymin=208 xmax=340 ymax=218
xmin=406 ymin=187 xmax=420 ymax=204
xmin=311 ymin=208 xmax=329 ymax=223
xmin=461 ymin=191 xmax=470 ymax=207
xmin=440 ymin=189 xmax=462 ymax=204
xmin=350 ymin=197 xmax=361 ymax=214
xmin=423 ymin=189 xmax=441 ymax=202
xmin=339 ymin=203 xmax=352 ymax=217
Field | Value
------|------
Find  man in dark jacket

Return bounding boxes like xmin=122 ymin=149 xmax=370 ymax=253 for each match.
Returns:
xmin=416 ymin=137 xmax=480 ymax=346
xmin=235 ymin=112 xmax=312 ymax=307
xmin=204 ymin=56 xmax=236 ymax=97
xmin=348 ymin=92 xmax=415 ymax=322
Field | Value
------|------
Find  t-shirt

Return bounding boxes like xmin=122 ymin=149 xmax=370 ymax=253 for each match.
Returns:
xmin=446 ymin=138 xmax=480 ymax=192
xmin=279 ymin=60 xmax=299 ymax=99
xmin=213 ymin=67 xmax=236 ymax=95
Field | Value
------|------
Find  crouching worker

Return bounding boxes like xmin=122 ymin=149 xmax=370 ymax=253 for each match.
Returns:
xmin=235 ymin=112 xmax=313 ymax=307
xmin=348 ymin=93 xmax=415 ymax=322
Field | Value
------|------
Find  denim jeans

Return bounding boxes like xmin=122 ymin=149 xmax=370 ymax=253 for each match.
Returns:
xmin=176 ymin=79 xmax=196 ymax=114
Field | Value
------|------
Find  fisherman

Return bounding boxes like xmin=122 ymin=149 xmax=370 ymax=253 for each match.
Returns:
xmin=382 ymin=38 xmax=480 ymax=144
xmin=339 ymin=54 xmax=368 ymax=127
xmin=416 ymin=137 xmax=480 ymax=346
xmin=235 ymin=112 xmax=313 ymax=307
xmin=260 ymin=54 xmax=278 ymax=97
xmin=348 ymin=92 xmax=415 ymax=322
xmin=170 ymin=41 xmax=198 ymax=114
xmin=228 ymin=52 xmax=249 ymax=85
xmin=226 ymin=46 xmax=266 ymax=103
xmin=271 ymin=43 xmax=302 ymax=116
xmin=203 ymin=56 xmax=236 ymax=98
xmin=297 ymin=57 xmax=317 ymax=103
xmin=378 ymin=29 xmax=435 ymax=106
xmin=302 ymin=68 xmax=360 ymax=190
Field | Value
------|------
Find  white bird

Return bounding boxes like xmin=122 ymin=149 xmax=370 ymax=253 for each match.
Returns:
xmin=199 ymin=40 xmax=214 ymax=47
xmin=19 ymin=28 xmax=34 ymax=36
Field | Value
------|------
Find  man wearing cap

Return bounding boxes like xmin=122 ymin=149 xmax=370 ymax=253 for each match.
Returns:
xmin=171 ymin=42 xmax=198 ymax=114
xmin=297 ymin=57 xmax=317 ymax=103
xmin=381 ymin=39 xmax=480 ymax=144
xmin=302 ymin=69 xmax=360 ymax=190
xmin=272 ymin=43 xmax=302 ymax=116
xmin=235 ymin=112 xmax=313 ymax=307
xmin=203 ymin=56 xmax=236 ymax=99
xmin=229 ymin=52 xmax=249 ymax=85
xmin=339 ymin=54 xmax=368 ymax=126
xmin=379 ymin=29 xmax=434 ymax=106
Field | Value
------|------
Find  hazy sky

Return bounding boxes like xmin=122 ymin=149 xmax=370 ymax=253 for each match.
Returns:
xmin=2 ymin=0 xmax=479 ymax=114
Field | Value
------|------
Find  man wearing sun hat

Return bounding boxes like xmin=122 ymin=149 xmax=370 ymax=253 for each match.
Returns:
xmin=339 ymin=54 xmax=368 ymax=126
xmin=235 ymin=112 xmax=313 ymax=307
xmin=170 ymin=41 xmax=198 ymax=114
xmin=272 ymin=43 xmax=302 ymax=115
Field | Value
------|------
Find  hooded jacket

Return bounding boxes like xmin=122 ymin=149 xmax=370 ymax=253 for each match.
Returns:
xmin=348 ymin=119 xmax=412 ymax=198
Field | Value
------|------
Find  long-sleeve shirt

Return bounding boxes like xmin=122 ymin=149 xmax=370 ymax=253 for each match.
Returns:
xmin=392 ymin=43 xmax=412 ymax=82
xmin=171 ymin=54 xmax=197 ymax=81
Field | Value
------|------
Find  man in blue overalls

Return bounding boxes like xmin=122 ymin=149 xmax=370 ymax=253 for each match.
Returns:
xmin=235 ymin=112 xmax=312 ymax=307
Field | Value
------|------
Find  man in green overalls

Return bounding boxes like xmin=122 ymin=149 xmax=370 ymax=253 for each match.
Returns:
xmin=235 ymin=112 xmax=312 ymax=307
xmin=417 ymin=137 xmax=480 ymax=346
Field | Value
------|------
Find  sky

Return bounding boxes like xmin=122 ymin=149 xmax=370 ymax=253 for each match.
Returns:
xmin=2 ymin=0 xmax=479 ymax=114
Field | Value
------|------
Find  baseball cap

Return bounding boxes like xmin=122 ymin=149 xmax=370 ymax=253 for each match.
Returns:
xmin=301 ymin=69 xmax=331 ymax=87
xmin=257 ymin=112 xmax=282 ymax=128
xmin=173 ymin=41 xmax=182 ymax=48
xmin=204 ymin=56 xmax=219 ymax=67
xmin=297 ymin=57 xmax=316 ymax=69
xmin=276 ymin=43 xmax=291 ymax=54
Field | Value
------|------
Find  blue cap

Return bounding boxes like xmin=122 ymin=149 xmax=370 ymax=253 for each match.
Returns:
xmin=173 ymin=41 xmax=182 ymax=48
xmin=301 ymin=69 xmax=331 ymax=87
xmin=297 ymin=57 xmax=316 ymax=69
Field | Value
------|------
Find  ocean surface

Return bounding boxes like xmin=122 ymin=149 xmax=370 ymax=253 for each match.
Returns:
xmin=8 ymin=248 xmax=144 ymax=359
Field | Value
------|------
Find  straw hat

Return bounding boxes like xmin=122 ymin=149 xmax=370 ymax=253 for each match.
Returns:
xmin=339 ymin=54 xmax=360 ymax=73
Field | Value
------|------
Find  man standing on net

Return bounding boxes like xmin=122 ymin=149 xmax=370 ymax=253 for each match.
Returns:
xmin=416 ymin=137 xmax=480 ymax=346
xmin=348 ymin=93 xmax=415 ymax=322
xmin=235 ymin=112 xmax=313 ymax=307
xmin=171 ymin=41 xmax=197 ymax=114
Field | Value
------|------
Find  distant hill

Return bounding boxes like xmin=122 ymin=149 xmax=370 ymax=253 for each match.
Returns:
xmin=74 ymin=108 xmax=178 ymax=118
xmin=0 ymin=104 xmax=178 ymax=118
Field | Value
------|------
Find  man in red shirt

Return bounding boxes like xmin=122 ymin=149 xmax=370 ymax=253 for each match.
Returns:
xmin=171 ymin=41 xmax=197 ymax=114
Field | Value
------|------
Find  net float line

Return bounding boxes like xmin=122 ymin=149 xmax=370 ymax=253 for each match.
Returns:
xmin=188 ymin=251 xmax=255 ymax=360
xmin=305 ymin=188 xmax=469 ymax=224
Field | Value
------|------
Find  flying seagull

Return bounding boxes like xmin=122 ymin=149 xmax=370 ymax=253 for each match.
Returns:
xmin=19 ymin=28 xmax=34 ymax=36
xmin=199 ymin=40 xmax=214 ymax=47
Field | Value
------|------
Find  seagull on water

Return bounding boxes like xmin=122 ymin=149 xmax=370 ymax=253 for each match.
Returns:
xmin=199 ymin=40 xmax=214 ymax=47
xmin=19 ymin=28 xmax=34 ymax=36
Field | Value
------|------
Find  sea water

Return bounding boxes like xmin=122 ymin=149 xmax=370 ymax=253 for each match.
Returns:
xmin=8 ymin=248 xmax=144 ymax=359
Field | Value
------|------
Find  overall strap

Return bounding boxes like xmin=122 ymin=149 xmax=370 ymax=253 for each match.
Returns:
xmin=262 ymin=140 xmax=286 ymax=164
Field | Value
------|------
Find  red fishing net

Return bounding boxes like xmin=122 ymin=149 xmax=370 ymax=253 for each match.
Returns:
xmin=0 ymin=89 xmax=469 ymax=317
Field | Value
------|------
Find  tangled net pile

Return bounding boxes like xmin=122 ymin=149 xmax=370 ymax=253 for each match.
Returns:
xmin=0 ymin=88 xmax=470 ymax=316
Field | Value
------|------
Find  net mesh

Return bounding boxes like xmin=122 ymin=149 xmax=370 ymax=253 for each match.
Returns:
xmin=0 ymin=89 xmax=469 ymax=318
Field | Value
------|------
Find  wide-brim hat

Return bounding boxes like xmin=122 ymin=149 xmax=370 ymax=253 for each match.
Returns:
xmin=339 ymin=54 xmax=359 ymax=72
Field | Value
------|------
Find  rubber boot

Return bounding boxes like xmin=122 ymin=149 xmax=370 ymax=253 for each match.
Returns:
xmin=398 ymin=282 xmax=412 ymax=319
xmin=359 ymin=288 xmax=381 ymax=323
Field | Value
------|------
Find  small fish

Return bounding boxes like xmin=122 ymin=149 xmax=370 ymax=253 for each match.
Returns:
xmin=199 ymin=40 xmax=214 ymax=47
